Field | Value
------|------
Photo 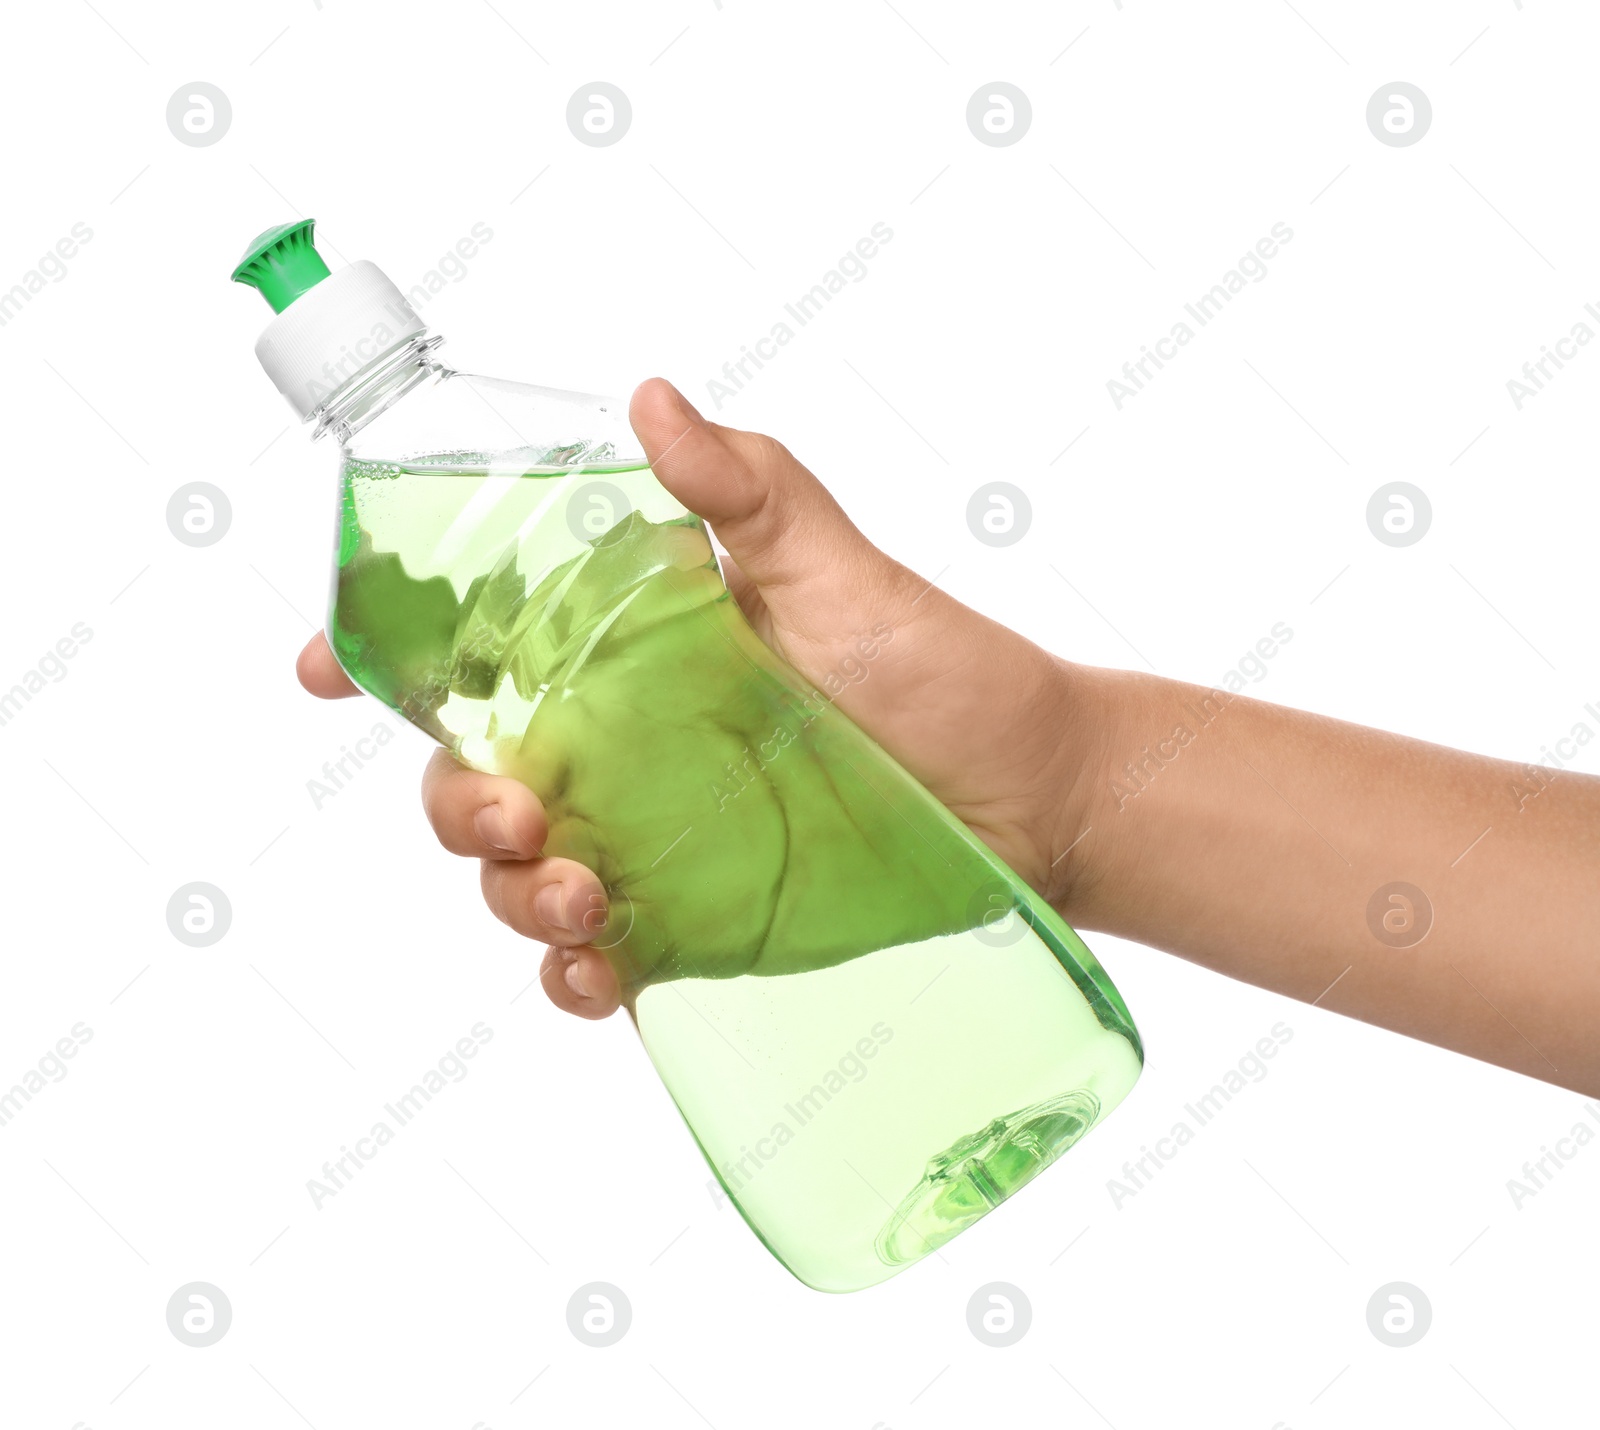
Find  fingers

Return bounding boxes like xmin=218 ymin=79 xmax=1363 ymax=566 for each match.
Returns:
xmin=419 ymin=749 xmax=621 ymax=1018
xmin=297 ymin=633 xmax=361 ymax=699
xmin=628 ymin=377 xmax=872 ymax=595
xmin=480 ymin=856 xmax=609 ymax=950
xmin=419 ymin=754 xmax=610 ymax=952
xmin=420 ymin=748 xmax=547 ymax=858
xmin=539 ymin=945 xmax=623 ymax=1020
xmin=313 ymin=624 xmax=623 ymax=1018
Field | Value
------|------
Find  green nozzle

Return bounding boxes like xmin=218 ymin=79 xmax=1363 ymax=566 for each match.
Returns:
xmin=231 ymin=218 xmax=331 ymax=314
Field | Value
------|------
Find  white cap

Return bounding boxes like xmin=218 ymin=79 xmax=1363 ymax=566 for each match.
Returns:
xmin=253 ymin=261 xmax=426 ymax=421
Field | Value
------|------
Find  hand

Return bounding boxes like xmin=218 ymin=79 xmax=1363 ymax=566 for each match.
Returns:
xmin=297 ymin=378 xmax=1600 ymax=1094
xmin=298 ymin=378 xmax=1104 ymax=1020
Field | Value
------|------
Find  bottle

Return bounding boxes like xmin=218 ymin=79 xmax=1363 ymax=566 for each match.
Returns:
xmin=231 ymin=219 xmax=1143 ymax=1291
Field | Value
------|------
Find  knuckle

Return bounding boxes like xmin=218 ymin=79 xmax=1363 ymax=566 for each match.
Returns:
xmin=735 ymin=430 xmax=792 ymax=473
xmin=478 ymin=860 xmax=513 ymax=928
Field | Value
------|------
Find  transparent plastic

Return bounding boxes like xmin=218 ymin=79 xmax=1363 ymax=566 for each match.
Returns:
xmin=317 ymin=337 xmax=1143 ymax=1291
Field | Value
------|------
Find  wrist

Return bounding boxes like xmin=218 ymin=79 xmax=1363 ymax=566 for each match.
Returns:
xmin=1040 ymin=661 xmax=1145 ymax=919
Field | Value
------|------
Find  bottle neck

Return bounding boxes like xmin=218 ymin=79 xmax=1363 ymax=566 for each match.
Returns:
xmin=312 ymin=333 xmax=446 ymax=443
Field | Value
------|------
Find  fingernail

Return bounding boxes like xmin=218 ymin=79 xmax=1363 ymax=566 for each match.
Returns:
xmin=565 ymin=958 xmax=592 ymax=1000
xmin=535 ymin=883 xmax=571 ymax=935
xmin=473 ymin=804 xmax=517 ymax=853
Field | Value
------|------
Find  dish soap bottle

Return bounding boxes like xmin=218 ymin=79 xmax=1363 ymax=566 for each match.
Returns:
xmin=232 ymin=219 xmax=1143 ymax=1291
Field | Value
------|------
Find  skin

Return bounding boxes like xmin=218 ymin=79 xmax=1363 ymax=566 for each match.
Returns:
xmin=299 ymin=378 xmax=1600 ymax=1097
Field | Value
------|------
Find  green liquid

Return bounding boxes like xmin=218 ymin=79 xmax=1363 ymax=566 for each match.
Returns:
xmin=332 ymin=457 xmax=1142 ymax=1290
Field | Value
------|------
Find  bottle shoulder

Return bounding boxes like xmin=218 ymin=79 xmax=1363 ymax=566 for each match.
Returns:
xmin=344 ymin=365 xmax=643 ymax=470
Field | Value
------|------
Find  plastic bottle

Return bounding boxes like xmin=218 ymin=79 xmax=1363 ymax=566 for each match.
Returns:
xmin=232 ymin=219 xmax=1143 ymax=1291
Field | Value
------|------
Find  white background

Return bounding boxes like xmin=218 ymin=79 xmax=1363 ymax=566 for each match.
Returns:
xmin=1 ymin=1 xmax=1596 ymax=1427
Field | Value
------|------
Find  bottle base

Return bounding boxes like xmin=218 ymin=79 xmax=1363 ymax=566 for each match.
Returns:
xmin=875 ymin=1088 xmax=1102 ymax=1266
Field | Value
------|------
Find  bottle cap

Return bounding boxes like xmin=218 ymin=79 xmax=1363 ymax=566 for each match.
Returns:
xmin=230 ymin=218 xmax=331 ymax=313
xmin=232 ymin=218 xmax=426 ymax=421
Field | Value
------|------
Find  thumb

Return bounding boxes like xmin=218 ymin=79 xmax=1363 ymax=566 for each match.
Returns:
xmin=627 ymin=377 xmax=873 ymax=594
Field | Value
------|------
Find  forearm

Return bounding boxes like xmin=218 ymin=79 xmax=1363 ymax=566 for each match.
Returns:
xmin=1054 ymin=666 xmax=1600 ymax=1095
